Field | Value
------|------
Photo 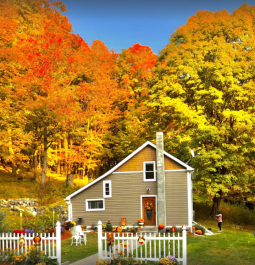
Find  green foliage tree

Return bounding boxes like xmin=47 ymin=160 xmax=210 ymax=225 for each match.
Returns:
xmin=147 ymin=4 xmax=255 ymax=215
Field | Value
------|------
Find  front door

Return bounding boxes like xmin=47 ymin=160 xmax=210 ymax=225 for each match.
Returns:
xmin=142 ymin=197 xmax=156 ymax=226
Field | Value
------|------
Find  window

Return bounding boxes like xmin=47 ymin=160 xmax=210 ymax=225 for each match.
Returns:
xmin=143 ymin=161 xmax=156 ymax=181
xmin=103 ymin=180 xmax=112 ymax=198
xmin=86 ymin=199 xmax=105 ymax=211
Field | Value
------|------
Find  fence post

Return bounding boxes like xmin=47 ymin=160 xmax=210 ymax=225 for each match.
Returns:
xmin=182 ymin=225 xmax=187 ymax=265
xmin=98 ymin=220 xmax=103 ymax=259
xmin=56 ymin=221 xmax=61 ymax=265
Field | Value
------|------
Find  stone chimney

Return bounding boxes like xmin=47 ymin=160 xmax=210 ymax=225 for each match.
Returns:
xmin=156 ymin=132 xmax=166 ymax=227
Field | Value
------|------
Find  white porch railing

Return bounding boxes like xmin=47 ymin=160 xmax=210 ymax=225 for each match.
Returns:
xmin=0 ymin=221 xmax=61 ymax=265
xmin=98 ymin=220 xmax=187 ymax=265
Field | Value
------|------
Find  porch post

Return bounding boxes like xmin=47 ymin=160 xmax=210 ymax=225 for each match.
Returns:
xmin=56 ymin=221 xmax=61 ymax=265
xmin=98 ymin=220 xmax=103 ymax=259
xmin=182 ymin=225 xmax=187 ymax=265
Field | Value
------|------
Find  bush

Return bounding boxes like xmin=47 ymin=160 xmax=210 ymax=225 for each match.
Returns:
xmin=1 ymin=246 xmax=58 ymax=265
xmin=220 ymin=202 xmax=255 ymax=226
xmin=0 ymin=208 xmax=10 ymax=232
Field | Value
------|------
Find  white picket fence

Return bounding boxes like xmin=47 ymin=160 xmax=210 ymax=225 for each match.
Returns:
xmin=0 ymin=221 xmax=61 ymax=265
xmin=98 ymin=221 xmax=187 ymax=265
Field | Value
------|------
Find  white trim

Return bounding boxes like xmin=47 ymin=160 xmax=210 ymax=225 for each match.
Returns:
xmin=112 ymin=171 xmax=144 ymax=174
xmin=67 ymin=200 xmax=72 ymax=221
xmin=103 ymin=180 xmax=112 ymax=198
xmin=86 ymin=199 xmax=105 ymax=211
xmin=143 ymin=161 xmax=156 ymax=181
xmin=65 ymin=141 xmax=194 ymax=200
xmin=140 ymin=195 xmax=157 ymax=227
xmin=165 ymin=169 xmax=187 ymax=172
xmin=187 ymin=172 xmax=192 ymax=227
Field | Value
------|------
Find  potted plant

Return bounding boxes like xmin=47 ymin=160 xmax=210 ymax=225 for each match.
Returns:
xmin=171 ymin=226 xmax=177 ymax=233
xmin=159 ymin=255 xmax=179 ymax=265
xmin=106 ymin=219 xmax=113 ymax=232
xmin=138 ymin=218 xmax=144 ymax=227
xmin=158 ymin=224 xmax=165 ymax=232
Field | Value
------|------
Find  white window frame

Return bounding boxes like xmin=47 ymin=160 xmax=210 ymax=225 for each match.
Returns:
xmin=103 ymin=180 xmax=112 ymax=198
xmin=143 ymin=161 xmax=156 ymax=181
xmin=86 ymin=199 xmax=105 ymax=211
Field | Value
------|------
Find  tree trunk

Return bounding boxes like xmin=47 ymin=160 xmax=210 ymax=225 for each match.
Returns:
xmin=210 ymin=190 xmax=223 ymax=217
xmin=33 ymin=151 xmax=39 ymax=181
xmin=41 ymin=128 xmax=48 ymax=185
xmin=11 ymin=163 xmax=17 ymax=179
xmin=65 ymin=174 xmax=74 ymax=186
xmin=64 ymin=135 xmax=68 ymax=174
xmin=57 ymin=141 xmax=61 ymax=174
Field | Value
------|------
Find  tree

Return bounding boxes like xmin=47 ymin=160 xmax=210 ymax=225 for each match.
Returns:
xmin=101 ymin=43 xmax=157 ymax=168
xmin=147 ymin=4 xmax=255 ymax=214
xmin=0 ymin=0 xmax=88 ymax=184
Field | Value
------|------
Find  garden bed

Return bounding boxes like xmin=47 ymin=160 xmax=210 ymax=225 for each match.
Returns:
xmin=61 ymin=230 xmax=71 ymax=240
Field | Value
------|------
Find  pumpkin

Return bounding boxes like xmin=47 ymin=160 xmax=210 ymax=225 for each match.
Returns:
xmin=158 ymin=224 xmax=164 ymax=229
xmin=171 ymin=227 xmax=177 ymax=232
xmin=117 ymin=226 xmax=123 ymax=233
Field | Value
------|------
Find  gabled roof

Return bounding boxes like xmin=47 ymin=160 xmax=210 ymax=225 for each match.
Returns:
xmin=65 ymin=141 xmax=194 ymax=200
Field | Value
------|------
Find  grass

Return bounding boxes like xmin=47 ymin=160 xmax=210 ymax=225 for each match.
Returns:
xmin=60 ymin=229 xmax=255 ymax=265
xmin=61 ymin=233 xmax=98 ymax=263
xmin=0 ymin=168 xmax=86 ymax=206
xmin=187 ymin=229 xmax=255 ymax=265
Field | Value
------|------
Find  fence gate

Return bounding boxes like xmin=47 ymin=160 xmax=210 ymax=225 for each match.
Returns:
xmin=97 ymin=220 xmax=187 ymax=265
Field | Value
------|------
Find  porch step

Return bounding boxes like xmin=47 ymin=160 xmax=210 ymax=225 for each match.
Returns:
xmin=139 ymin=227 xmax=158 ymax=233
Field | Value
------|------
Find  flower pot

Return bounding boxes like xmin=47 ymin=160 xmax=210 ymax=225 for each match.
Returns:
xmin=138 ymin=222 xmax=144 ymax=228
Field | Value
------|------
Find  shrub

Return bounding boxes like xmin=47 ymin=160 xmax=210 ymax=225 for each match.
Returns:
xmin=0 ymin=208 xmax=10 ymax=232
xmin=12 ymin=230 xmax=26 ymax=235
xmin=1 ymin=246 xmax=58 ymax=265
xmin=159 ymin=255 xmax=179 ymax=265
xmin=25 ymin=229 xmax=35 ymax=234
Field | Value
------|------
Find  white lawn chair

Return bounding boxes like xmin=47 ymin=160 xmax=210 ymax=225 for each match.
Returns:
xmin=76 ymin=225 xmax=87 ymax=245
xmin=70 ymin=226 xmax=81 ymax=246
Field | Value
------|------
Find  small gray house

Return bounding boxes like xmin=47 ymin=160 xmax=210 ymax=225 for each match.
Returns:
xmin=65 ymin=132 xmax=194 ymax=228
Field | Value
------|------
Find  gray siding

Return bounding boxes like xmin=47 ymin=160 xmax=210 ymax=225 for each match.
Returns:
xmin=71 ymin=172 xmax=157 ymax=226
xmin=165 ymin=171 xmax=188 ymax=226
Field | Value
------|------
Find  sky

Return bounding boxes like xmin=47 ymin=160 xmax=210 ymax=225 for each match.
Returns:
xmin=60 ymin=0 xmax=255 ymax=54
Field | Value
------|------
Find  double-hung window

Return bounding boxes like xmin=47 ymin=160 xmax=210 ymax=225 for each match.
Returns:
xmin=103 ymin=180 xmax=112 ymax=198
xmin=143 ymin=161 xmax=156 ymax=181
xmin=86 ymin=199 xmax=105 ymax=211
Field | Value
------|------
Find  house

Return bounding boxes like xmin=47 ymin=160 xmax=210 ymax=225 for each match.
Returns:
xmin=65 ymin=132 xmax=194 ymax=228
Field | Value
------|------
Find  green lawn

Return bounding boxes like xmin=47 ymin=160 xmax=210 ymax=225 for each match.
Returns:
xmin=61 ymin=227 xmax=255 ymax=264
xmin=187 ymin=228 xmax=255 ymax=265
xmin=61 ymin=233 xmax=98 ymax=263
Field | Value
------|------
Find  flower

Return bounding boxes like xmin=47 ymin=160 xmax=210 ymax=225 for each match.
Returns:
xmin=138 ymin=218 xmax=144 ymax=222
xmin=13 ymin=230 xmax=26 ymax=235
xmin=145 ymin=202 xmax=153 ymax=210
xmin=25 ymin=229 xmax=35 ymax=234
xmin=159 ymin=255 xmax=179 ymax=265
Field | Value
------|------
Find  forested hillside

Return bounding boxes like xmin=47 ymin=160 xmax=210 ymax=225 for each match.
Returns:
xmin=1 ymin=0 xmax=255 ymax=213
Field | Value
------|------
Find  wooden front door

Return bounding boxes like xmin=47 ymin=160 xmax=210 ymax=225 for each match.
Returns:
xmin=142 ymin=197 xmax=156 ymax=226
